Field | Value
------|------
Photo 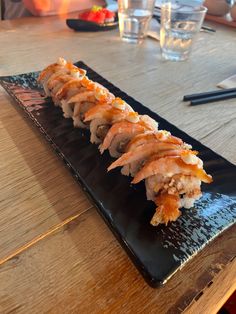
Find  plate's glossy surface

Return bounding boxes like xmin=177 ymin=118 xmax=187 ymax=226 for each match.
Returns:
xmin=66 ymin=18 xmax=118 ymax=32
xmin=0 ymin=62 xmax=236 ymax=287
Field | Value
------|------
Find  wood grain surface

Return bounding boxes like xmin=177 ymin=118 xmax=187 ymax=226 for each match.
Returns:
xmin=0 ymin=15 xmax=235 ymax=314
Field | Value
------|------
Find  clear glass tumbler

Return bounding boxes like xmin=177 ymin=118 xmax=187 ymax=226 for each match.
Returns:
xmin=160 ymin=3 xmax=207 ymax=61
xmin=118 ymin=0 xmax=155 ymax=43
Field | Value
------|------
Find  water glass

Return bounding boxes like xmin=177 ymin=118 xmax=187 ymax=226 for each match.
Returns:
xmin=118 ymin=0 xmax=155 ymax=43
xmin=160 ymin=3 xmax=207 ymax=61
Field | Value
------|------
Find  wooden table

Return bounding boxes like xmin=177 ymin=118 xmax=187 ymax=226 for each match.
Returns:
xmin=0 ymin=15 xmax=235 ymax=314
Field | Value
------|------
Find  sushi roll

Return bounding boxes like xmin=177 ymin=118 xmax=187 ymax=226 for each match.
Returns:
xmin=38 ymin=57 xmax=86 ymax=97
xmin=55 ymin=76 xmax=99 ymax=118
xmin=56 ymin=78 xmax=87 ymax=116
xmin=132 ymin=152 xmax=212 ymax=225
xmin=84 ymin=98 xmax=134 ymax=144
xmin=47 ymin=74 xmax=75 ymax=106
xmin=100 ymin=114 xmax=158 ymax=158
xmin=70 ymin=84 xmax=115 ymax=129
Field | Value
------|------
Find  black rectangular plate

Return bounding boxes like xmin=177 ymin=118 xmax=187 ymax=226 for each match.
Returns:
xmin=0 ymin=62 xmax=236 ymax=287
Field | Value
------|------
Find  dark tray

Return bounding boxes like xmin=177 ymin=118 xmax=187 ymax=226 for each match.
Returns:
xmin=0 ymin=62 xmax=235 ymax=287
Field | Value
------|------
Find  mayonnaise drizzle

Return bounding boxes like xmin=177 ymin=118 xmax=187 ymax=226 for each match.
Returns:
xmin=159 ymin=130 xmax=171 ymax=139
xmin=126 ymin=112 xmax=140 ymax=123
xmin=95 ymin=88 xmax=107 ymax=101
xmin=57 ymin=57 xmax=67 ymax=66
xmin=71 ymin=71 xmax=82 ymax=79
xmin=112 ymin=98 xmax=126 ymax=110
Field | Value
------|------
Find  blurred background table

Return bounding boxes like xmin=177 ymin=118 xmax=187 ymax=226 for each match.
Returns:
xmin=0 ymin=15 xmax=235 ymax=314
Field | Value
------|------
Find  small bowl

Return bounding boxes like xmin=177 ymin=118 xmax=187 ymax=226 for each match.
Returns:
xmin=66 ymin=15 xmax=118 ymax=32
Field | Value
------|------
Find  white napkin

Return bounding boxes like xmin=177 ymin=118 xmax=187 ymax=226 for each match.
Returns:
xmin=147 ymin=30 xmax=160 ymax=41
xmin=217 ymin=75 xmax=236 ymax=89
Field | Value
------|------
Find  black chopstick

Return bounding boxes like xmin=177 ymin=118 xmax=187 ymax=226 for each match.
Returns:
xmin=183 ymin=87 xmax=236 ymax=101
xmin=190 ymin=91 xmax=236 ymax=106
xmin=201 ymin=26 xmax=216 ymax=33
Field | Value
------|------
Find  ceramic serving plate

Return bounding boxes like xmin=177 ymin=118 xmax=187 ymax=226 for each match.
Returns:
xmin=0 ymin=62 xmax=235 ymax=287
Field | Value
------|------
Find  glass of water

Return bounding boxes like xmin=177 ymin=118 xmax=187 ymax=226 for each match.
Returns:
xmin=118 ymin=0 xmax=155 ymax=43
xmin=160 ymin=3 xmax=207 ymax=61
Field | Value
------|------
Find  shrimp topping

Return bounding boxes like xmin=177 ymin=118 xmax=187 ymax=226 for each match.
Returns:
xmin=132 ymin=155 xmax=213 ymax=184
xmin=151 ymin=193 xmax=181 ymax=226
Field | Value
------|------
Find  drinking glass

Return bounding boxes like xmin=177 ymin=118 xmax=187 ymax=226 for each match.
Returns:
xmin=160 ymin=3 xmax=207 ymax=61
xmin=118 ymin=0 xmax=155 ymax=43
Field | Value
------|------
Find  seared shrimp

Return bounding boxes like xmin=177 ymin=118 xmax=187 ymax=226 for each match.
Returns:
xmin=56 ymin=79 xmax=85 ymax=101
xmin=126 ymin=130 xmax=184 ymax=152
xmin=132 ymin=155 xmax=212 ymax=184
xmin=151 ymin=193 xmax=181 ymax=226
xmin=84 ymin=103 xmax=132 ymax=123
xmin=108 ymin=143 xmax=184 ymax=174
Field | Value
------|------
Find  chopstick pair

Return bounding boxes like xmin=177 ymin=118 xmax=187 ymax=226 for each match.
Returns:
xmin=183 ymin=87 xmax=236 ymax=106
